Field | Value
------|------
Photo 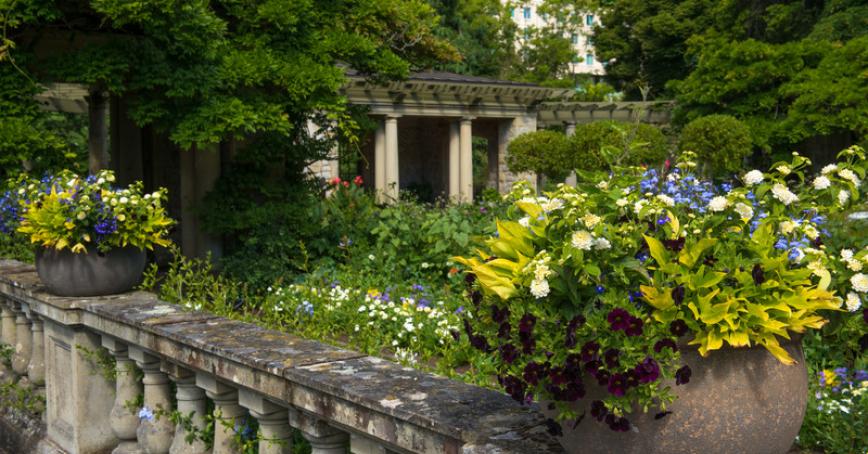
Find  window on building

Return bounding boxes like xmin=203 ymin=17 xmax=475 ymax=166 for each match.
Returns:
xmin=586 ymin=14 xmax=595 ymax=26
xmin=523 ymin=7 xmax=532 ymax=19
xmin=571 ymin=33 xmax=578 ymax=44
xmin=586 ymin=53 xmax=594 ymax=65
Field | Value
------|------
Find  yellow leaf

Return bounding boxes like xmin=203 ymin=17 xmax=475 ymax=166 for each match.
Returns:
xmin=760 ymin=335 xmax=795 ymax=365
xmin=640 ymin=285 xmax=674 ymax=310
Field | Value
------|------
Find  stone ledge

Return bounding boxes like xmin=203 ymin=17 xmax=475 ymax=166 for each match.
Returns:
xmin=0 ymin=260 xmax=564 ymax=454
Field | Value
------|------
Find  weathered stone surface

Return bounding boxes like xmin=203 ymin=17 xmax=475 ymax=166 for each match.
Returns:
xmin=0 ymin=261 xmax=563 ymax=454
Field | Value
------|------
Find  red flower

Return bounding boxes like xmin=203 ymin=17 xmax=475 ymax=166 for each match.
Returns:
xmin=342 ymin=181 xmax=350 ymax=188
xmin=329 ymin=177 xmax=341 ymax=186
xmin=353 ymin=175 xmax=363 ymax=186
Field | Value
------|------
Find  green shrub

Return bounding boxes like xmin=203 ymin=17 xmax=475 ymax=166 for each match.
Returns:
xmin=506 ymin=130 xmax=571 ymax=180
xmin=569 ymin=120 xmax=670 ymax=171
xmin=679 ymin=115 xmax=752 ymax=177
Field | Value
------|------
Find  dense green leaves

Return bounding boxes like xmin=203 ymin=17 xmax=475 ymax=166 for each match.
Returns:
xmin=506 ymin=130 xmax=572 ymax=180
xmin=679 ymin=114 xmax=753 ymax=176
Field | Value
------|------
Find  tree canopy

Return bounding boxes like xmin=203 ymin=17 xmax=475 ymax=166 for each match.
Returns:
xmin=1 ymin=0 xmax=456 ymax=153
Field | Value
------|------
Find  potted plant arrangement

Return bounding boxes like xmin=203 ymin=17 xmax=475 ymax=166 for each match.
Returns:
xmin=6 ymin=170 xmax=173 ymax=296
xmin=455 ymin=146 xmax=868 ymax=453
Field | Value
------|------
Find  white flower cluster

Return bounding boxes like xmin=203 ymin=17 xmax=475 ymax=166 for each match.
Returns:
xmin=708 ymin=196 xmax=729 ymax=212
xmin=571 ymin=230 xmax=611 ymax=251
xmin=744 ymin=170 xmax=765 ymax=186
xmin=771 ymin=183 xmax=799 ymax=205
xmin=526 ymin=253 xmax=554 ymax=298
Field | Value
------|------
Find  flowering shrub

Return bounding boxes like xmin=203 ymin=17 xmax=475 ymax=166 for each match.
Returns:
xmin=455 ymin=146 xmax=868 ymax=431
xmin=799 ymin=366 xmax=868 ymax=452
xmin=258 ymin=281 xmax=467 ymax=368
xmin=5 ymin=170 xmax=173 ymax=253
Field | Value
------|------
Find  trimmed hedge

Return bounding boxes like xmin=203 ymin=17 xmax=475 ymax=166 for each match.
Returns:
xmin=679 ymin=115 xmax=752 ymax=176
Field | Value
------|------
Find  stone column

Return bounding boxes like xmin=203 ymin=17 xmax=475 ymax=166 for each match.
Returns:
xmin=374 ymin=119 xmax=386 ymax=203
xmin=497 ymin=114 xmax=538 ymax=193
xmin=102 ymin=337 xmax=142 ymax=454
xmin=197 ymin=373 xmax=247 ymax=454
xmin=0 ymin=301 xmax=17 ymax=384
xmin=448 ymin=120 xmax=460 ymax=201
xmin=291 ymin=409 xmax=349 ymax=454
xmin=384 ymin=115 xmax=400 ymax=203
xmin=163 ymin=363 xmax=208 ymax=454
xmin=12 ymin=304 xmax=32 ymax=385
xmin=26 ymin=314 xmax=45 ymax=401
xmin=88 ymin=90 xmax=110 ymax=174
xmin=459 ymin=117 xmax=474 ymax=203
xmin=564 ymin=122 xmax=578 ymax=187
xmin=130 ymin=346 xmax=174 ymax=454
xmin=239 ymin=389 xmax=292 ymax=454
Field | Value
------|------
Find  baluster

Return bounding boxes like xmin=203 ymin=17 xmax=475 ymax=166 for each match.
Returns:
xmin=26 ymin=314 xmax=45 ymax=414
xmin=291 ymin=409 xmax=350 ymax=454
xmin=130 ymin=346 xmax=174 ymax=454
xmin=350 ymin=434 xmax=398 ymax=454
xmin=162 ymin=362 xmax=208 ymax=454
xmin=239 ymin=389 xmax=292 ymax=454
xmin=12 ymin=302 xmax=32 ymax=385
xmin=0 ymin=300 xmax=16 ymax=383
xmin=196 ymin=373 xmax=248 ymax=454
xmin=102 ymin=336 xmax=143 ymax=454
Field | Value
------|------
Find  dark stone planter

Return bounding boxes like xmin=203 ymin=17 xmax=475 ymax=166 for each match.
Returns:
xmin=543 ymin=338 xmax=807 ymax=454
xmin=35 ymin=246 xmax=147 ymax=297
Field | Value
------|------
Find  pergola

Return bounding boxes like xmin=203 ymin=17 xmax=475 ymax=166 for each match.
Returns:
xmin=537 ymin=100 xmax=674 ymax=129
xmin=338 ymin=70 xmax=569 ymax=202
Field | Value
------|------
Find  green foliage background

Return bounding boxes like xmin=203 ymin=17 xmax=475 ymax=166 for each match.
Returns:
xmin=679 ymin=114 xmax=753 ymax=177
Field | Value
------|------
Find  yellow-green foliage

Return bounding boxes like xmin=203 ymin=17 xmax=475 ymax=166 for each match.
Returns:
xmin=16 ymin=170 xmax=173 ymax=253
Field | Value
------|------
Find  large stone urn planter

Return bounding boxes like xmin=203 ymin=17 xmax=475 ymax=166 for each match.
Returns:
xmin=35 ymin=246 xmax=147 ymax=297
xmin=543 ymin=338 xmax=807 ymax=454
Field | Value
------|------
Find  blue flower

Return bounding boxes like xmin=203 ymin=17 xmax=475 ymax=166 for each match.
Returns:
xmin=454 ymin=306 xmax=464 ymax=314
xmin=595 ymin=285 xmax=605 ymax=294
xmin=94 ymin=217 xmax=118 ymax=236
xmin=296 ymin=300 xmax=314 ymax=317
xmin=138 ymin=407 xmax=154 ymax=422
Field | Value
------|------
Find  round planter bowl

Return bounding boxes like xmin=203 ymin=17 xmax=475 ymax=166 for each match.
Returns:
xmin=542 ymin=338 xmax=807 ymax=454
xmin=35 ymin=246 xmax=147 ymax=297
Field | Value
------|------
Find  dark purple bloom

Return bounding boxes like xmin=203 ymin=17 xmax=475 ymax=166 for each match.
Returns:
xmin=607 ymin=415 xmax=630 ymax=432
xmin=670 ymin=319 xmax=689 ymax=337
xmin=654 ymin=339 xmax=678 ymax=353
xmin=492 ymin=305 xmax=510 ymax=323
xmin=675 ymin=365 xmax=692 ymax=385
xmin=594 ymin=369 xmax=610 ymax=386
xmin=603 ymin=348 xmax=620 ymax=368
xmin=607 ymin=308 xmax=631 ymax=331
xmin=863 ymin=308 xmax=867 ymax=324
xmin=470 ymin=291 xmax=482 ymax=305
xmin=519 ymin=313 xmax=537 ymax=334
xmin=500 ymin=344 xmax=519 ymax=364
xmin=634 ymin=357 xmax=661 ymax=384
xmin=497 ymin=322 xmax=511 ymax=339
xmin=625 ymin=317 xmax=644 ymax=336
xmin=752 ymin=264 xmax=765 ymax=285
xmin=580 ymin=341 xmax=600 ymax=362
xmin=464 ymin=319 xmax=491 ymax=352
xmin=663 ymin=237 xmax=685 ymax=252
xmin=464 ymin=273 xmax=476 ymax=286
xmin=499 ymin=375 xmax=527 ymax=403
xmin=564 ymin=314 xmax=585 ymax=348
xmin=671 ymin=285 xmax=685 ymax=306
xmin=590 ymin=400 xmax=607 ymax=421
xmin=523 ymin=361 xmax=546 ymax=385
xmin=449 ymin=329 xmax=460 ymax=341
xmin=607 ymin=373 xmax=628 ymax=397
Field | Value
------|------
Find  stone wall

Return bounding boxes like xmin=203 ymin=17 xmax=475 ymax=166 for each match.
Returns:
xmin=0 ymin=260 xmax=564 ymax=454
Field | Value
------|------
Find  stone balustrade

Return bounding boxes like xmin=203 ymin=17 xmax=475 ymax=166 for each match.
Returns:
xmin=0 ymin=260 xmax=563 ymax=454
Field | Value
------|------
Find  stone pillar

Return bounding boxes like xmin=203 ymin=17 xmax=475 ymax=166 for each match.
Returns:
xmin=448 ymin=120 xmax=460 ymax=201
xmin=43 ymin=321 xmax=116 ymax=453
xmin=102 ymin=337 xmax=142 ymax=454
xmin=564 ymin=122 xmax=578 ymax=187
xmin=12 ymin=304 xmax=32 ymax=384
xmin=26 ymin=314 xmax=45 ymax=404
xmin=239 ymin=389 xmax=292 ymax=454
xmin=197 ymin=373 xmax=247 ymax=454
xmin=384 ymin=115 xmax=400 ymax=203
xmin=374 ymin=119 xmax=386 ymax=203
xmin=130 ymin=346 xmax=174 ymax=454
xmin=0 ymin=302 xmax=17 ymax=384
xmin=163 ymin=363 xmax=208 ymax=454
xmin=291 ymin=409 xmax=349 ymax=454
xmin=88 ymin=90 xmax=110 ymax=174
xmin=497 ymin=114 xmax=539 ymax=193
xmin=459 ymin=117 xmax=474 ymax=203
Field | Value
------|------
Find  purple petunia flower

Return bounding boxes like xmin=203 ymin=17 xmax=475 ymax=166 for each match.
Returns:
xmin=607 ymin=308 xmax=631 ymax=331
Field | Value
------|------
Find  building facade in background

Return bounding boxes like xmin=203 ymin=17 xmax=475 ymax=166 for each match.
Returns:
xmin=507 ymin=0 xmax=606 ymax=77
